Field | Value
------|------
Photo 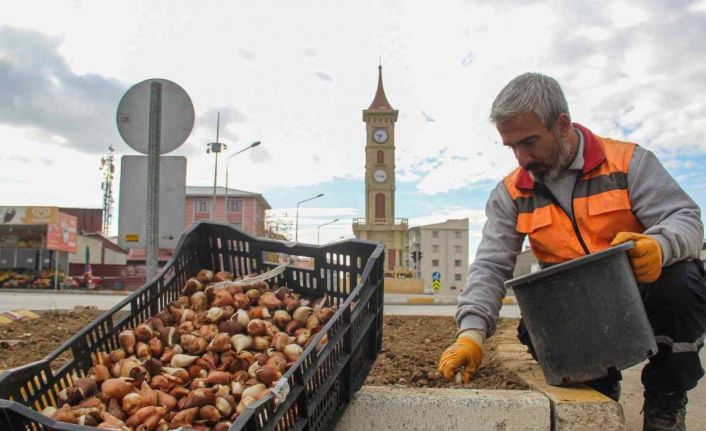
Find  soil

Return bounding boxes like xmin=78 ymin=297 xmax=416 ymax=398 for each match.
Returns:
xmin=366 ymin=316 xmax=528 ymax=390
xmin=1 ymin=311 xmax=527 ymax=391
xmin=0 ymin=309 xmax=103 ymax=371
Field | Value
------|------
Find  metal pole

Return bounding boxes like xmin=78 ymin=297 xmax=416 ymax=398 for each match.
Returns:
xmin=53 ymin=251 xmax=59 ymax=290
xmin=146 ymin=81 xmax=162 ymax=280
xmin=212 ymin=112 xmax=220 ymax=221
xmin=225 ymin=160 xmax=229 ymax=217
xmin=212 ymin=151 xmax=218 ymax=220
xmin=295 ymin=203 xmax=300 ymax=242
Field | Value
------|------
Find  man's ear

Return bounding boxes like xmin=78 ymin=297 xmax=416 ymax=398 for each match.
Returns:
xmin=554 ymin=113 xmax=572 ymax=137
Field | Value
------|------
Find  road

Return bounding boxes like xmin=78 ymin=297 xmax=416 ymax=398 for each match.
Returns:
xmin=0 ymin=291 xmax=127 ymax=312
xmin=1 ymin=291 xmax=703 ymax=430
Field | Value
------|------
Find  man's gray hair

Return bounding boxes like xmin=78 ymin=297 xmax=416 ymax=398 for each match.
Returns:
xmin=489 ymin=73 xmax=570 ymax=129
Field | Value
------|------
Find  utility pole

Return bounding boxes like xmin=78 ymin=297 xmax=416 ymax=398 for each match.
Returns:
xmin=100 ymin=146 xmax=115 ymax=236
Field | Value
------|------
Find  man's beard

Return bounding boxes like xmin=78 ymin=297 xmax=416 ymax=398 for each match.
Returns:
xmin=526 ymin=130 xmax=574 ymax=183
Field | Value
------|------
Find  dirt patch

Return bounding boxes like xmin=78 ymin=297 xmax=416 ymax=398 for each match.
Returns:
xmin=366 ymin=316 xmax=528 ymax=390
xmin=0 ymin=309 xmax=102 ymax=370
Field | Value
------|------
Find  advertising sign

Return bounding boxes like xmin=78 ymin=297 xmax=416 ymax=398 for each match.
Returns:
xmin=46 ymin=212 xmax=78 ymax=253
xmin=0 ymin=207 xmax=58 ymax=225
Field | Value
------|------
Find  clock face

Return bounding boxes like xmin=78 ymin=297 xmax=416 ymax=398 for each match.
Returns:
xmin=373 ymin=128 xmax=388 ymax=144
xmin=374 ymin=169 xmax=387 ymax=183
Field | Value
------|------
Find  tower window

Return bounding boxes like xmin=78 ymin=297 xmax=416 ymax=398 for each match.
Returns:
xmin=377 ymin=150 xmax=384 ymax=164
xmin=375 ymin=193 xmax=386 ymax=219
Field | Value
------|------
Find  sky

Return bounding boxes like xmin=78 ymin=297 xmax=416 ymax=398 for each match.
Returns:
xmin=1 ymin=0 xmax=705 ymax=253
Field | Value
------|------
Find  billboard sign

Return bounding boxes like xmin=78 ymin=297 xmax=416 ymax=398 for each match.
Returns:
xmin=0 ymin=207 xmax=59 ymax=225
xmin=46 ymin=212 xmax=78 ymax=253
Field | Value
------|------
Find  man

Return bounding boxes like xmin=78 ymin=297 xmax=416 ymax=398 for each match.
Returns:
xmin=438 ymin=73 xmax=706 ymax=431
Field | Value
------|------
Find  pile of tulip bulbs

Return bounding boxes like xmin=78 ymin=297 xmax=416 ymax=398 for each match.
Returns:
xmin=42 ymin=269 xmax=335 ymax=431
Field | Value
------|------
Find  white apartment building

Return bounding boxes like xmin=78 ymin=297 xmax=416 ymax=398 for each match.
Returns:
xmin=407 ymin=218 xmax=469 ymax=295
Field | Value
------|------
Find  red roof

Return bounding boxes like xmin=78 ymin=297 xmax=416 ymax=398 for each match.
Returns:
xmin=368 ymin=65 xmax=394 ymax=110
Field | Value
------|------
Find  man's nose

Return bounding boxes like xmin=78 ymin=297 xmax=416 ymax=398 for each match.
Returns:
xmin=515 ymin=147 xmax=534 ymax=167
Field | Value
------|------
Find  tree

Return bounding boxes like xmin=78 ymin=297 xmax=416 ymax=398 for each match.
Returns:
xmin=264 ymin=211 xmax=293 ymax=240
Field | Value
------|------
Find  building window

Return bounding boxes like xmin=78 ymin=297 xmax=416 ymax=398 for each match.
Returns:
xmin=451 ymin=285 xmax=457 ymax=290
xmin=454 ymin=231 xmax=462 ymax=239
xmin=454 ymin=273 xmax=462 ymax=281
xmin=195 ymin=199 xmax=210 ymax=213
xmin=375 ymin=193 xmax=386 ymax=219
xmin=377 ymin=150 xmax=384 ymax=164
xmin=432 ymin=230 xmax=439 ymax=238
xmin=454 ymin=259 xmax=462 ymax=267
xmin=227 ymin=199 xmax=243 ymax=213
xmin=454 ymin=245 xmax=462 ymax=253
xmin=432 ymin=245 xmax=439 ymax=253
xmin=432 ymin=259 xmax=439 ymax=267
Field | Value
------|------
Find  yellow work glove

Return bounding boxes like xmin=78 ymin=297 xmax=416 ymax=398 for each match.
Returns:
xmin=438 ymin=336 xmax=484 ymax=383
xmin=611 ymin=232 xmax=663 ymax=283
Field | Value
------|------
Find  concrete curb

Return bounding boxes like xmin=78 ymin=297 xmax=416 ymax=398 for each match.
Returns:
xmin=493 ymin=326 xmax=626 ymax=430
xmin=336 ymin=386 xmax=550 ymax=431
xmin=383 ymin=296 xmax=517 ymax=306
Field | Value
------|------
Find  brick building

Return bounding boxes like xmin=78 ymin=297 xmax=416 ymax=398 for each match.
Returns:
xmin=184 ymin=186 xmax=271 ymax=237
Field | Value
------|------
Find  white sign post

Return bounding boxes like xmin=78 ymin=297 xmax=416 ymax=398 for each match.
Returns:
xmin=116 ymin=79 xmax=194 ymax=279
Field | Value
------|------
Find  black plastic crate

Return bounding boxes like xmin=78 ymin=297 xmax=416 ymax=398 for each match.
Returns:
xmin=0 ymin=221 xmax=385 ymax=431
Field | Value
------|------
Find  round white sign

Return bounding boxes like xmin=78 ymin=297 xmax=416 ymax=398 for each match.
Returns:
xmin=116 ymin=78 xmax=195 ymax=155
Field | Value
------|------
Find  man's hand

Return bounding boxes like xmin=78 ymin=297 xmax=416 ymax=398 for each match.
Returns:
xmin=611 ymin=232 xmax=663 ymax=283
xmin=438 ymin=336 xmax=483 ymax=383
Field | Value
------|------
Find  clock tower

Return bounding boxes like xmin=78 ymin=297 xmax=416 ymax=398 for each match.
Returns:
xmin=352 ymin=65 xmax=409 ymax=271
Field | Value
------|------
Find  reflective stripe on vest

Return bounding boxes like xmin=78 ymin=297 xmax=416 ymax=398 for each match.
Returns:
xmin=504 ymin=125 xmax=645 ymax=264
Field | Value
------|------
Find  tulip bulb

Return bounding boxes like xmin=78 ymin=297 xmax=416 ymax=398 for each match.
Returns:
xmin=230 ymin=334 xmax=253 ymax=353
xmin=293 ymin=306 xmax=312 ymax=324
xmin=215 ymin=397 xmax=233 ymax=417
xmin=101 ymin=378 xmax=136 ymax=400
xmin=237 ymin=395 xmax=256 ymax=414
xmin=171 ymin=354 xmax=199 ymax=368
xmin=118 ymin=330 xmax=136 ymax=355
xmin=284 ymin=344 xmax=303 ymax=362
xmin=241 ymin=384 xmax=267 ymax=400
xmin=197 ymin=269 xmax=214 ymax=283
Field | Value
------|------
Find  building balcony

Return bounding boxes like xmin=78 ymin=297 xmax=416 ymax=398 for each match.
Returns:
xmin=353 ymin=218 xmax=408 ymax=226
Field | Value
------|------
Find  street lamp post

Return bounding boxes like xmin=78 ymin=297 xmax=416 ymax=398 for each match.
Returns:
xmin=224 ymin=141 xmax=261 ymax=221
xmin=295 ymin=193 xmax=324 ymax=242
xmin=317 ymin=218 xmax=339 ymax=245
xmin=206 ymin=112 xmax=227 ymax=220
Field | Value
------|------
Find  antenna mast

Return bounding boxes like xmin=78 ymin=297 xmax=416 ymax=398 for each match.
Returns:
xmin=100 ymin=146 xmax=115 ymax=236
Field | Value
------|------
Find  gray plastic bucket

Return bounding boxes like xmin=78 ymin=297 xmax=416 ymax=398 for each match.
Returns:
xmin=505 ymin=241 xmax=658 ymax=385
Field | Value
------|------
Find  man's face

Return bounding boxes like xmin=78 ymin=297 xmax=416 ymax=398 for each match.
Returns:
xmin=496 ymin=112 xmax=572 ymax=182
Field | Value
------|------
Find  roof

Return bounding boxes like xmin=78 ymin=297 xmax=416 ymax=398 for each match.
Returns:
xmin=368 ymin=65 xmax=394 ymax=110
xmin=409 ymin=218 xmax=469 ymax=230
xmin=82 ymin=232 xmax=129 ymax=255
xmin=186 ymin=186 xmax=271 ymax=209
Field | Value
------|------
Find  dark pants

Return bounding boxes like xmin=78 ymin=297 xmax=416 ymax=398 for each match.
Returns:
xmin=517 ymin=260 xmax=706 ymax=394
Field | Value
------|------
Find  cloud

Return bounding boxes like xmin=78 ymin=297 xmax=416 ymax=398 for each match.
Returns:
xmin=461 ymin=51 xmax=475 ymax=66
xmin=302 ymin=48 xmax=317 ymax=58
xmin=0 ymin=25 xmax=127 ymax=154
xmin=312 ymin=70 xmax=335 ymax=84
xmin=237 ymin=49 xmax=255 ymax=62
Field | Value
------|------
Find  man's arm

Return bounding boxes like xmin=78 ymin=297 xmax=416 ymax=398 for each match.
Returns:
xmin=628 ymin=146 xmax=703 ymax=266
xmin=456 ymin=181 xmax=525 ymax=338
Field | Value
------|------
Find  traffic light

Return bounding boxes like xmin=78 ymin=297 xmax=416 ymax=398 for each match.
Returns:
xmin=418 ymin=251 xmax=423 ymax=261
xmin=411 ymin=251 xmax=418 ymax=262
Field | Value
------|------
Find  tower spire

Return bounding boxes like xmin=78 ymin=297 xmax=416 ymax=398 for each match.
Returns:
xmin=368 ymin=64 xmax=393 ymax=110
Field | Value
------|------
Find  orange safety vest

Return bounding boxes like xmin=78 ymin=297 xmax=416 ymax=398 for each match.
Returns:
xmin=504 ymin=124 xmax=645 ymax=265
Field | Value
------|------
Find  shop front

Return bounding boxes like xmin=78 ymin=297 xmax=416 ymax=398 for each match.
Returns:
xmin=0 ymin=206 xmax=78 ymax=289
